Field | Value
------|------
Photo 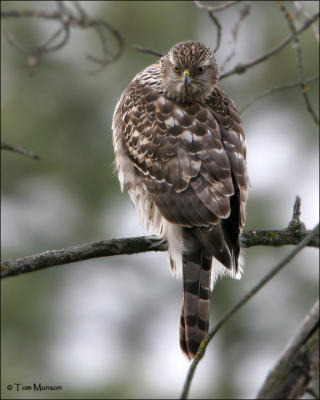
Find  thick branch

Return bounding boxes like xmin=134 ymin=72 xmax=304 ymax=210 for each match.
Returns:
xmin=256 ymin=299 xmax=319 ymax=399
xmin=1 ymin=224 xmax=318 ymax=279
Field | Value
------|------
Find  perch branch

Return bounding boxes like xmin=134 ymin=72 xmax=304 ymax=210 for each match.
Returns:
xmin=1 ymin=197 xmax=319 ymax=279
xmin=256 ymin=299 xmax=319 ymax=399
xmin=220 ymin=11 xmax=319 ymax=80
xmin=180 ymin=223 xmax=319 ymax=399
xmin=1 ymin=1 xmax=124 ymax=73
xmin=1 ymin=142 xmax=40 ymax=160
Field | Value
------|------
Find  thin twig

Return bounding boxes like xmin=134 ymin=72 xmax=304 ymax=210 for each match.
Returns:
xmin=71 ymin=0 xmax=87 ymax=19
xmin=220 ymin=11 xmax=319 ymax=79
xmin=288 ymin=195 xmax=305 ymax=230
xmin=180 ymin=223 xmax=319 ymax=399
xmin=193 ymin=1 xmax=223 ymax=53
xmin=1 ymin=142 xmax=40 ymax=160
xmin=293 ymin=1 xmax=319 ymax=43
xmin=193 ymin=0 xmax=241 ymax=13
xmin=1 ymin=1 xmax=124 ymax=74
xmin=240 ymin=75 xmax=319 ymax=113
xmin=276 ymin=1 xmax=319 ymax=125
xmin=134 ymin=45 xmax=164 ymax=58
xmin=220 ymin=4 xmax=251 ymax=71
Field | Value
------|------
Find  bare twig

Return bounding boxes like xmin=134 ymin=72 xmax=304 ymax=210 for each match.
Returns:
xmin=220 ymin=11 xmax=320 ymax=79
xmin=193 ymin=0 xmax=241 ymax=13
xmin=180 ymin=223 xmax=319 ymax=399
xmin=1 ymin=142 xmax=40 ymax=160
xmin=193 ymin=1 xmax=223 ymax=53
xmin=220 ymin=4 xmax=251 ymax=71
xmin=293 ymin=1 xmax=319 ymax=43
xmin=85 ymin=19 xmax=124 ymax=74
xmin=276 ymin=1 xmax=319 ymax=125
xmin=288 ymin=195 xmax=305 ymax=230
xmin=240 ymin=75 xmax=319 ymax=113
xmin=1 ymin=1 xmax=124 ymax=74
xmin=134 ymin=45 xmax=164 ymax=58
xmin=256 ymin=299 xmax=319 ymax=399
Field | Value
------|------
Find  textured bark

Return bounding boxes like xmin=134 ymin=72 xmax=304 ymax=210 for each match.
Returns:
xmin=256 ymin=300 xmax=319 ymax=399
xmin=1 ymin=225 xmax=318 ymax=279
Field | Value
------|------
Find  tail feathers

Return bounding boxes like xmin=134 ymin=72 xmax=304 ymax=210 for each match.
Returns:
xmin=180 ymin=246 xmax=212 ymax=360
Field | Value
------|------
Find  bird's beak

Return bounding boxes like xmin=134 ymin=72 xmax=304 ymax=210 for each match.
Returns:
xmin=182 ymin=69 xmax=191 ymax=88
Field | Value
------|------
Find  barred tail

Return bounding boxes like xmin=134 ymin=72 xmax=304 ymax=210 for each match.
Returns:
xmin=180 ymin=230 xmax=212 ymax=360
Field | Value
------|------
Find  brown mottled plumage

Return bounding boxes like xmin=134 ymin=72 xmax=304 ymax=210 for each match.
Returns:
xmin=112 ymin=40 xmax=249 ymax=360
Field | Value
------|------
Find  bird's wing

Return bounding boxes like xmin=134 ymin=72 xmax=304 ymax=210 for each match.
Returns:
xmin=208 ymin=85 xmax=249 ymax=231
xmin=120 ymin=80 xmax=235 ymax=228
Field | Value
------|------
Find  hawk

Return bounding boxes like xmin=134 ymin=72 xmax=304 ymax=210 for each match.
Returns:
xmin=112 ymin=40 xmax=249 ymax=360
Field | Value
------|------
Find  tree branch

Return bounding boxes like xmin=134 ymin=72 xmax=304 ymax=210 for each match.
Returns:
xmin=293 ymin=1 xmax=319 ymax=43
xmin=256 ymin=299 xmax=319 ymax=399
xmin=1 ymin=1 xmax=124 ymax=74
xmin=193 ymin=0 xmax=224 ymax=53
xmin=134 ymin=45 xmax=164 ymax=58
xmin=239 ymin=75 xmax=319 ymax=114
xmin=220 ymin=11 xmax=320 ymax=80
xmin=220 ymin=4 xmax=251 ymax=72
xmin=1 ymin=216 xmax=319 ymax=279
xmin=193 ymin=0 xmax=241 ymax=14
xmin=276 ymin=1 xmax=319 ymax=125
xmin=180 ymin=223 xmax=319 ymax=399
xmin=1 ymin=142 xmax=40 ymax=160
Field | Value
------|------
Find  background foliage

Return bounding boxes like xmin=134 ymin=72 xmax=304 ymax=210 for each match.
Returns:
xmin=1 ymin=1 xmax=319 ymax=398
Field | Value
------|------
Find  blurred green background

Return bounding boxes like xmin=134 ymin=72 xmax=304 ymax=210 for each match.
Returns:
xmin=1 ymin=1 xmax=319 ymax=399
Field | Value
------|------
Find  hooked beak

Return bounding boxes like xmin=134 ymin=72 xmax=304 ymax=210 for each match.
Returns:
xmin=182 ymin=69 xmax=191 ymax=88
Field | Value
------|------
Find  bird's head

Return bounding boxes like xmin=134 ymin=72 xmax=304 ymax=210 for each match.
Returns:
xmin=161 ymin=40 xmax=219 ymax=104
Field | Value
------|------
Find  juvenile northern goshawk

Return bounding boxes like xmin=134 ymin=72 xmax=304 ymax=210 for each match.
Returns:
xmin=112 ymin=40 xmax=249 ymax=360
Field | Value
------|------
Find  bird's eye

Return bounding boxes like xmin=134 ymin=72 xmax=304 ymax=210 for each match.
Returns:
xmin=197 ymin=66 xmax=205 ymax=74
xmin=173 ymin=66 xmax=181 ymax=74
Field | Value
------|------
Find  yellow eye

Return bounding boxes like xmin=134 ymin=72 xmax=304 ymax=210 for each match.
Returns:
xmin=173 ymin=66 xmax=180 ymax=74
xmin=197 ymin=66 xmax=205 ymax=74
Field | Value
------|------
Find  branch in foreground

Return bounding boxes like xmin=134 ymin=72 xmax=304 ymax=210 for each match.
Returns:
xmin=1 ymin=224 xmax=318 ymax=279
xmin=180 ymin=223 xmax=319 ymax=399
xmin=256 ymin=299 xmax=319 ymax=399
xmin=220 ymin=11 xmax=319 ymax=80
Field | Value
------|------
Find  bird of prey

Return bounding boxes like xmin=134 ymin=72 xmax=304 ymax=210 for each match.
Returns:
xmin=112 ymin=40 xmax=249 ymax=360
